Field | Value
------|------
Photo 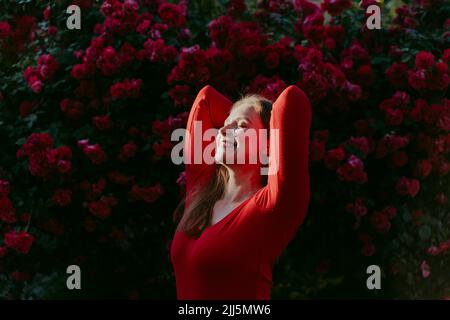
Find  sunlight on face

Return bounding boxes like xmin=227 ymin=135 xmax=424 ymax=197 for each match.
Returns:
xmin=215 ymin=104 xmax=266 ymax=166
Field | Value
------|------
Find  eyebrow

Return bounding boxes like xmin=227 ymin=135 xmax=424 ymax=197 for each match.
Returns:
xmin=224 ymin=116 xmax=252 ymax=126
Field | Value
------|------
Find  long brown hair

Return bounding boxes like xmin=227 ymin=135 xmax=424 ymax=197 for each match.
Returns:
xmin=173 ymin=93 xmax=273 ymax=237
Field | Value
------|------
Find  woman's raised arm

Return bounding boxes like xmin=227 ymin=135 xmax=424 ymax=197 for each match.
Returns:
xmin=184 ymin=85 xmax=233 ymax=205
xmin=258 ymin=85 xmax=312 ymax=226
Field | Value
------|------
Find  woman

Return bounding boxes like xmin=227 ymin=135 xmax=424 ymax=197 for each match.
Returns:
xmin=170 ymin=84 xmax=312 ymax=299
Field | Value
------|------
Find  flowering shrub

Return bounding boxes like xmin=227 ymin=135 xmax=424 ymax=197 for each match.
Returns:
xmin=0 ymin=0 xmax=449 ymax=299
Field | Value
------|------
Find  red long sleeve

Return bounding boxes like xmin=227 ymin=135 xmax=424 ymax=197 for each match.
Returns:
xmin=255 ymin=85 xmax=312 ymax=266
xmin=170 ymin=84 xmax=312 ymax=300
xmin=184 ymin=85 xmax=233 ymax=210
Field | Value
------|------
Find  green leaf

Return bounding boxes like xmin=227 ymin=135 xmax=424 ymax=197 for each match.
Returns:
xmin=418 ymin=225 xmax=432 ymax=240
xmin=26 ymin=114 xmax=38 ymax=128
xmin=402 ymin=208 xmax=411 ymax=222
xmin=15 ymin=137 xmax=26 ymax=146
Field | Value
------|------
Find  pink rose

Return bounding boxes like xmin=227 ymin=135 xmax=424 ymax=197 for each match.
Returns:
xmin=420 ymin=260 xmax=431 ymax=278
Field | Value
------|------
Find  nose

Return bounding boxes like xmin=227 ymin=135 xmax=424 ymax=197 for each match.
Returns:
xmin=219 ymin=123 xmax=234 ymax=137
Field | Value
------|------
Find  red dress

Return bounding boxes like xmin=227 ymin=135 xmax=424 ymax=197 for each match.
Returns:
xmin=170 ymin=84 xmax=312 ymax=299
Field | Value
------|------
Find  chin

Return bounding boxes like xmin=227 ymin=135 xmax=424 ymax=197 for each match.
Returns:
xmin=214 ymin=150 xmax=238 ymax=165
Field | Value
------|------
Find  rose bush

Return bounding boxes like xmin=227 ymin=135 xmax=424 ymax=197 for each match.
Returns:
xmin=0 ymin=0 xmax=449 ymax=299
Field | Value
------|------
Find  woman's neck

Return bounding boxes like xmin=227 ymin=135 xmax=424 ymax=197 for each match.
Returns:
xmin=222 ymin=166 xmax=262 ymax=203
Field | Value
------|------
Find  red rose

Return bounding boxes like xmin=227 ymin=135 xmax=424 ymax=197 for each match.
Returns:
xmin=129 ymin=184 xmax=164 ymax=203
xmin=443 ymin=49 xmax=450 ymax=63
xmin=343 ymin=81 xmax=362 ymax=101
xmin=356 ymin=64 xmax=374 ymax=86
xmin=30 ymin=80 xmax=43 ymax=93
xmin=43 ymin=7 xmax=51 ymax=20
xmin=37 ymin=54 xmax=59 ymax=80
xmin=264 ymin=51 xmax=279 ymax=69
xmin=54 ymin=146 xmax=72 ymax=160
xmin=322 ymin=0 xmax=352 ymax=16
xmin=150 ymin=23 xmax=169 ymax=40
xmin=408 ymin=69 xmax=427 ymax=90
xmin=438 ymin=114 xmax=450 ymax=131
xmin=158 ymin=3 xmax=185 ymax=28
xmin=4 ymin=230 xmax=35 ymax=254
xmin=396 ymin=177 xmax=420 ymax=197
xmin=92 ymin=115 xmax=113 ymax=131
xmin=427 ymin=246 xmax=440 ymax=256
xmin=81 ymin=143 xmax=107 ymax=165
xmin=336 ymin=155 xmax=368 ymax=184
xmin=346 ymin=136 xmax=370 ymax=158
xmin=88 ymin=201 xmax=111 ymax=219
xmin=385 ymin=108 xmax=403 ymax=126
xmin=434 ymin=62 xmax=448 ymax=75
xmin=124 ymin=0 xmax=139 ymax=11
xmin=414 ymin=159 xmax=432 ymax=179
xmin=0 ymin=179 xmax=11 ymax=197
xmin=10 ymin=271 xmax=31 ymax=282
xmin=23 ymin=66 xmax=35 ymax=81
xmin=385 ymin=62 xmax=408 ymax=87
xmin=346 ymin=197 xmax=367 ymax=218
xmin=324 ymin=146 xmax=346 ymax=170
xmin=370 ymin=211 xmax=391 ymax=234
xmin=0 ymin=21 xmax=11 ymax=38
xmin=361 ymin=243 xmax=376 ymax=257
xmin=439 ymin=161 xmax=450 ymax=177
xmin=127 ymin=79 xmax=142 ymax=98
xmin=324 ymin=38 xmax=336 ymax=50
xmin=415 ymin=51 xmax=435 ymax=69
xmin=108 ymin=171 xmax=134 ymax=185
xmin=409 ymin=99 xmax=426 ymax=122
xmin=118 ymin=43 xmax=136 ymax=66
xmin=137 ymin=19 xmax=152 ymax=34
xmin=28 ymin=152 xmax=53 ymax=178
xmin=23 ymin=133 xmax=53 ymax=155
xmin=101 ymin=195 xmax=118 ymax=207
xmin=98 ymin=46 xmax=121 ymax=76
xmin=110 ymin=79 xmax=142 ymax=99
xmin=310 ymin=140 xmax=326 ymax=162
xmin=118 ymin=141 xmax=137 ymax=161
xmin=56 ymin=160 xmax=72 ymax=174
xmin=226 ymin=0 xmax=247 ymax=16
xmin=168 ymin=85 xmax=192 ymax=107
xmin=52 ymin=189 xmax=72 ymax=207
xmin=0 ymin=197 xmax=17 ymax=224
xmin=439 ymin=241 xmax=450 ymax=253
xmin=383 ymin=206 xmax=397 ymax=219
xmin=0 ymin=246 xmax=8 ymax=257
xmin=391 ymin=150 xmax=408 ymax=167
xmin=71 ymin=64 xmax=87 ymax=79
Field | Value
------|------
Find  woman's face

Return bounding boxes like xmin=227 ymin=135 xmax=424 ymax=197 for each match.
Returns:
xmin=215 ymin=104 xmax=266 ymax=166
